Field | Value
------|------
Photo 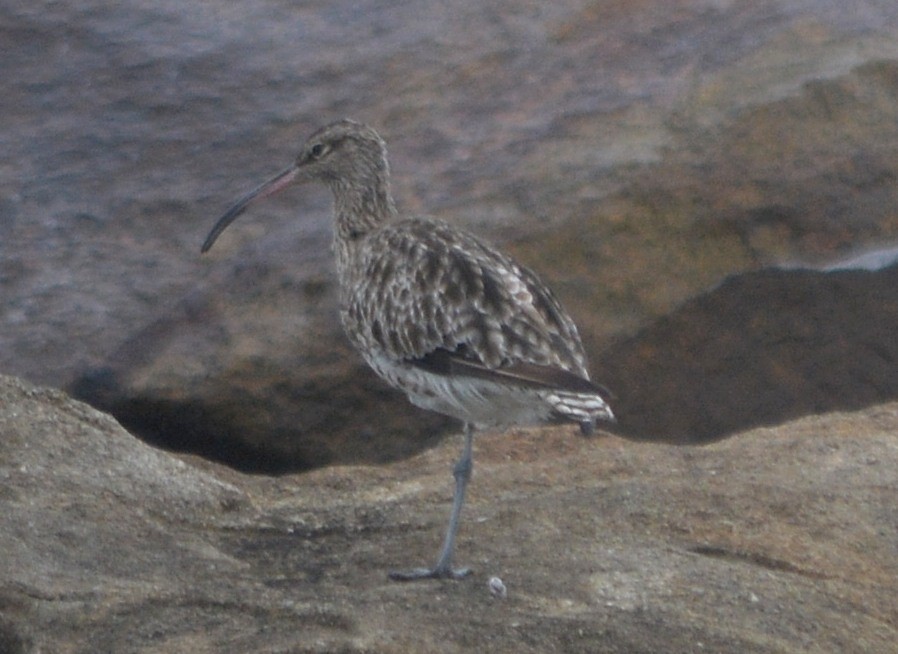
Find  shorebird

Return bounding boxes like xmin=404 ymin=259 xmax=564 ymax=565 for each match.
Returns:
xmin=202 ymin=119 xmax=615 ymax=581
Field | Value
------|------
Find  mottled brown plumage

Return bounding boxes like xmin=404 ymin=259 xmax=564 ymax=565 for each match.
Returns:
xmin=202 ymin=119 xmax=614 ymax=580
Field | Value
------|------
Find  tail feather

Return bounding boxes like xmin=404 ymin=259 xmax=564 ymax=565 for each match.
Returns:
xmin=546 ymin=390 xmax=616 ymax=433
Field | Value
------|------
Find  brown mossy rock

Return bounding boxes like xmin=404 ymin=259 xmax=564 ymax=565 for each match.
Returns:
xmin=3 ymin=374 xmax=897 ymax=652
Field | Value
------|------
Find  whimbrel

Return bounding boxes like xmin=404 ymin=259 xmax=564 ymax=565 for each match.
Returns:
xmin=202 ymin=120 xmax=615 ymax=581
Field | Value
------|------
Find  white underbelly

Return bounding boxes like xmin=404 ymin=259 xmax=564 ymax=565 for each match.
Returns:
xmin=364 ymin=352 xmax=559 ymax=428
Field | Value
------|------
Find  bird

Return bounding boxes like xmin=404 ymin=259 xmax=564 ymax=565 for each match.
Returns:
xmin=201 ymin=119 xmax=615 ymax=581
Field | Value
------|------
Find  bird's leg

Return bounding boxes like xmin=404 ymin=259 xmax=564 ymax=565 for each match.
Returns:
xmin=389 ymin=423 xmax=475 ymax=581
xmin=431 ymin=423 xmax=474 ymax=576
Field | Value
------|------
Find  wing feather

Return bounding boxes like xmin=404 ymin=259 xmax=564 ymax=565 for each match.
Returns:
xmin=342 ymin=217 xmax=591 ymax=380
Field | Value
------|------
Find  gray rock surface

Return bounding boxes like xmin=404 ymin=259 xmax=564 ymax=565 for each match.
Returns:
xmin=4 ymin=0 xmax=898 ymax=468
xmin=4 ymin=5 xmax=897 ymax=647
xmin=2 ymin=373 xmax=897 ymax=652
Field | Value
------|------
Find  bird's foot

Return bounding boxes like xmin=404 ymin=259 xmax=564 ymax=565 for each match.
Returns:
xmin=388 ymin=565 xmax=472 ymax=582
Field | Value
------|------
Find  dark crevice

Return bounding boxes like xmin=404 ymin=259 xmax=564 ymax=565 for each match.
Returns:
xmin=70 ymin=367 xmax=453 ymax=475
xmin=689 ymin=545 xmax=831 ymax=580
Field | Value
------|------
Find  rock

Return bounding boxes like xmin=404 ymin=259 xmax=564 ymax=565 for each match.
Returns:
xmin=68 ymin=278 xmax=452 ymax=472
xmin=2 ymin=373 xmax=897 ymax=652
xmin=4 ymin=0 xmax=898 ymax=469
xmin=825 ymin=245 xmax=898 ymax=272
xmin=599 ymin=262 xmax=898 ymax=443
xmin=70 ymin=259 xmax=898 ymax=470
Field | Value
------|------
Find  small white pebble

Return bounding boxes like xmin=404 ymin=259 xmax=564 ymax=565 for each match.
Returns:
xmin=488 ymin=576 xmax=507 ymax=599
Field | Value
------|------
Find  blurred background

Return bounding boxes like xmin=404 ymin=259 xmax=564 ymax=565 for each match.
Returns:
xmin=3 ymin=0 xmax=898 ymax=471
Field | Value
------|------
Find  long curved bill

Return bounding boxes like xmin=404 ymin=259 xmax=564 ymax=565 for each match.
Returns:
xmin=201 ymin=165 xmax=300 ymax=253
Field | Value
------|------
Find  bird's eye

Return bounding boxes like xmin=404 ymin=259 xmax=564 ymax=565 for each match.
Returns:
xmin=310 ymin=143 xmax=326 ymax=158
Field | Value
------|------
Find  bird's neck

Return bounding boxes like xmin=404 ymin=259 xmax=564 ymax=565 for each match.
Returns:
xmin=331 ymin=176 xmax=398 ymax=241
xmin=330 ymin=175 xmax=398 ymax=280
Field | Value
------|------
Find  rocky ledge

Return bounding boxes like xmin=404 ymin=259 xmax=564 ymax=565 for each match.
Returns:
xmin=2 ymin=373 xmax=895 ymax=653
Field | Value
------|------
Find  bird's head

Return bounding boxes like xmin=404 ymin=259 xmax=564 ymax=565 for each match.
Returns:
xmin=296 ymin=119 xmax=388 ymax=186
xmin=201 ymin=119 xmax=391 ymax=253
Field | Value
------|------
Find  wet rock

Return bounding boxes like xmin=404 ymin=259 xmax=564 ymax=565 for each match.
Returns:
xmin=2 ymin=374 xmax=897 ymax=652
